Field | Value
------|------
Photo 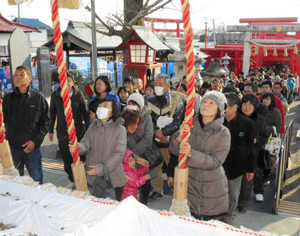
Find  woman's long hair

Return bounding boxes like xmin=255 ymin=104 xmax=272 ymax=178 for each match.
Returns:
xmin=261 ymin=93 xmax=276 ymax=111
xmin=239 ymin=93 xmax=259 ymax=119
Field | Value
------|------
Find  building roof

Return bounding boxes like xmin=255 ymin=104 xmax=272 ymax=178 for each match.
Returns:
xmin=0 ymin=13 xmax=40 ymax=33
xmin=44 ymin=21 xmax=122 ymax=51
xmin=118 ymin=26 xmax=170 ymax=51
xmin=13 ymin=18 xmax=52 ymax=29
xmin=72 ymin=21 xmax=122 ymax=50
xmin=133 ymin=26 xmax=169 ymax=51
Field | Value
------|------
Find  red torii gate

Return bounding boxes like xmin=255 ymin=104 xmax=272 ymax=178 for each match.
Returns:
xmin=144 ymin=17 xmax=183 ymax=37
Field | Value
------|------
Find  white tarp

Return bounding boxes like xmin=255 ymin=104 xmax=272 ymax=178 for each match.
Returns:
xmin=0 ymin=177 xmax=272 ymax=236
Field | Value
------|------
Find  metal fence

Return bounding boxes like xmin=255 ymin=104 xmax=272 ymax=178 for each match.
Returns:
xmin=273 ymin=119 xmax=294 ymax=214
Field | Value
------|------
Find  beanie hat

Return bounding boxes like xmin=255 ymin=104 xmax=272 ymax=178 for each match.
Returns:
xmin=200 ymin=91 xmax=227 ymax=116
xmin=127 ymin=93 xmax=144 ymax=110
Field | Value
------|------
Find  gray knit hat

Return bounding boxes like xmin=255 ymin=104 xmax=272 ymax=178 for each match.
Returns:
xmin=200 ymin=91 xmax=227 ymax=116
xmin=127 ymin=93 xmax=144 ymax=110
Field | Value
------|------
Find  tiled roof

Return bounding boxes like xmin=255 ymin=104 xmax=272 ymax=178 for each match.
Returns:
xmin=0 ymin=13 xmax=40 ymax=33
xmin=133 ymin=26 xmax=169 ymax=51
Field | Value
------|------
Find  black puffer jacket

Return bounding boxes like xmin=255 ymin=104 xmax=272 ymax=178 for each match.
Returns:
xmin=49 ymin=86 xmax=88 ymax=140
xmin=146 ymin=91 xmax=185 ymax=148
xmin=223 ymin=112 xmax=255 ymax=180
xmin=3 ymin=87 xmax=50 ymax=149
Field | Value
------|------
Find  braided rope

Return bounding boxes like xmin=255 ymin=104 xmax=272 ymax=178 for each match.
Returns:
xmin=178 ymin=0 xmax=196 ymax=169
xmin=50 ymin=0 xmax=80 ymax=165
xmin=0 ymin=99 xmax=5 ymax=143
xmin=249 ymin=39 xmax=300 ymax=49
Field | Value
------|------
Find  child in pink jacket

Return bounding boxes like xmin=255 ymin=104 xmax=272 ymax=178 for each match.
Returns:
xmin=121 ymin=150 xmax=150 ymax=201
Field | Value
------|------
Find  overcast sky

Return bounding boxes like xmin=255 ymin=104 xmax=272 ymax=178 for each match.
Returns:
xmin=2 ymin=0 xmax=300 ymax=31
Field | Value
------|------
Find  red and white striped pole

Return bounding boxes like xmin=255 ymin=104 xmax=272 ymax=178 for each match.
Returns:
xmin=170 ymin=0 xmax=196 ymax=216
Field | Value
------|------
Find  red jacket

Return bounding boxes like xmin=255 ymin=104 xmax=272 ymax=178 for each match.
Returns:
xmin=258 ymin=95 xmax=285 ymax=134
xmin=121 ymin=150 xmax=148 ymax=201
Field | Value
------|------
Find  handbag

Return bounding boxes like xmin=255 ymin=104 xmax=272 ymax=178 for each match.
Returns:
xmin=265 ymin=126 xmax=281 ymax=156
xmin=92 ymin=163 xmax=116 ymax=199
xmin=141 ymin=141 xmax=163 ymax=169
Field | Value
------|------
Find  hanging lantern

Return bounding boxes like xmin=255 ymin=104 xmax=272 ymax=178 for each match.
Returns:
xmin=294 ymin=45 xmax=298 ymax=54
xmin=284 ymin=47 xmax=288 ymax=57
xmin=57 ymin=0 xmax=80 ymax=9
xmin=273 ymin=48 xmax=278 ymax=57
xmin=264 ymin=48 xmax=268 ymax=57
xmin=255 ymin=46 xmax=258 ymax=55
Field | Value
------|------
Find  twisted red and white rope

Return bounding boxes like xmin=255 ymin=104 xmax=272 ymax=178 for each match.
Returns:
xmin=50 ymin=0 xmax=80 ymax=165
xmin=178 ymin=0 xmax=196 ymax=169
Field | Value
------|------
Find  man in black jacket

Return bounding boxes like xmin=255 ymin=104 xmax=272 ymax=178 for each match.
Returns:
xmin=223 ymin=92 xmax=255 ymax=223
xmin=3 ymin=66 xmax=50 ymax=184
xmin=146 ymin=73 xmax=185 ymax=201
xmin=49 ymin=72 xmax=88 ymax=189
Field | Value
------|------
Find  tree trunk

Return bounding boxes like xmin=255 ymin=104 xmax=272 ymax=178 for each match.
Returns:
xmin=124 ymin=0 xmax=144 ymax=24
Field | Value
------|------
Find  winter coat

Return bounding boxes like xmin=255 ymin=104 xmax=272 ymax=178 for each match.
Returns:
xmin=79 ymin=117 xmax=126 ymax=188
xmin=258 ymin=95 xmax=284 ymax=134
xmin=223 ymin=112 xmax=255 ymax=180
xmin=239 ymin=110 xmax=269 ymax=163
xmin=146 ymin=91 xmax=185 ymax=148
xmin=169 ymin=115 xmax=230 ymax=216
xmin=90 ymin=92 xmax=121 ymax=107
xmin=3 ymin=87 xmax=50 ymax=150
xmin=49 ymin=86 xmax=88 ymax=140
xmin=265 ymin=107 xmax=282 ymax=136
xmin=127 ymin=106 xmax=154 ymax=157
xmin=121 ymin=150 xmax=148 ymax=201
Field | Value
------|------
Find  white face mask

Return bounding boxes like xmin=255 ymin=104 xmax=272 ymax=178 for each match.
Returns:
xmin=96 ymin=107 xmax=111 ymax=120
xmin=155 ymin=86 xmax=164 ymax=96
xmin=126 ymin=105 xmax=138 ymax=111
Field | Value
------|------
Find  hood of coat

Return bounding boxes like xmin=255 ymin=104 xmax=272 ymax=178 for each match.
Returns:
xmin=140 ymin=105 xmax=152 ymax=120
xmin=193 ymin=114 xmax=224 ymax=133
xmin=123 ymin=149 xmax=134 ymax=172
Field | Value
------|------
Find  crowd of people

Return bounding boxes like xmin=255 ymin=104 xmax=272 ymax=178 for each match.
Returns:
xmin=2 ymin=64 xmax=297 ymax=224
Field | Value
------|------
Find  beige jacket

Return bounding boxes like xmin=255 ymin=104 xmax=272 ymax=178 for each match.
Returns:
xmin=170 ymin=115 xmax=230 ymax=216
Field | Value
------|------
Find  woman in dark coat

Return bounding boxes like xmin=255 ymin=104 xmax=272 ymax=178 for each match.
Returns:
xmin=261 ymin=93 xmax=282 ymax=179
xmin=238 ymin=94 xmax=268 ymax=208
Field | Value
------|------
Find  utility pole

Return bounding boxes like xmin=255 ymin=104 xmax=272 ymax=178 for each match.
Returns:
xmin=204 ymin=17 xmax=208 ymax=48
xmin=212 ymin=19 xmax=216 ymax=46
xmin=91 ymin=0 xmax=98 ymax=81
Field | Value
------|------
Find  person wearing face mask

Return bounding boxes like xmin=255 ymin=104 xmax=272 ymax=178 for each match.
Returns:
xmin=48 ymin=72 xmax=88 ymax=189
xmin=75 ymin=98 xmax=126 ymax=201
xmin=146 ymin=73 xmax=185 ymax=201
xmin=3 ymin=66 xmax=50 ymax=184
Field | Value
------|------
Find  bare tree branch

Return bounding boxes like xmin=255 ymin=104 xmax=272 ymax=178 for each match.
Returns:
xmin=112 ymin=13 xmax=129 ymax=28
xmin=144 ymin=0 xmax=150 ymax=9
xmin=145 ymin=0 xmax=172 ymax=16
xmin=85 ymin=5 xmax=111 ymax=30
xmin=127 ymin=0 xmax=172 ymax=26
